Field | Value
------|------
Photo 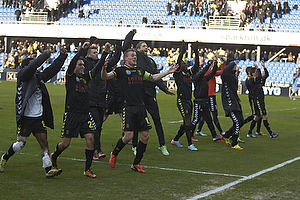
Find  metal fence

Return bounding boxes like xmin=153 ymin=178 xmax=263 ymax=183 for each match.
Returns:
xmin=20 ymin=12 xmax=48 ymax=24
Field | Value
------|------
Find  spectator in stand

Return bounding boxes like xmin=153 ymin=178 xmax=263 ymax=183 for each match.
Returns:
xmin=274 ymin=0 xmax=282 ymax=18
xmin=234 ymin=49 xmax=240 ymax=60
xmin=179 ymin=1 xmax=186 ymax=15
xmin=171 ymin=18 xmax=175 ymax=28
xmin=151 ymin=47 xmax=160 ymax=56
xmin=2 ymin=0 xmax=7 ymax=7
xmin=196 ymin=1 xmax=202 ymax=16
xmin=203 ymin=1 xmax=208 ymax=17
xmin=56 ymin=42 xmax=61 ymax=53
xmin=201 ymin=18 xmax=206 ymax=29
xmin=70 ymin=42 xmax=76 ymax=53
xmin=157 ymin=63 xmax=163 ymax=73
xmin=245 ymin=3 xmax=253 ymax=19
xmin=245 ymin=49 xmax=250 ymax=60
xmin=268 ymin=24 xmax=275 ymax=32
xmin=259 ymin=23 xmax=266 ymax=31
xmin=160 ymin=47 xmax=168 ymax=57
xmin=253 ymin=2 xmax=259 ymax=18
xmin=76 ymin=0 xmax=81 ymax=9
xmin=175 ymin=1 xmax=180 ymax=15
xmin=167 ymin=0 xmax=172 ymax=15
xmin=265 ymin=7 xmax=272 ymax=23
xmin=15 ymin=8 xmax=21 ymax=21
xmin=258 ymin=7 xmax=265 ymax=24
xmin=266 ymin=0 xmax=273 ymax=10
xmin=156 ymin=19 xmax=163 ymax=28
xmin=240 ymin=10 xmax=247 ymax=27
xmin=267 ymin=51 xmax=272 ymax=60
xmin=83 ymin=4 xmax=91 ymax=18
xmin=287 ymin=52 xmax=294 ymax=62
xmin=283 ymin=0 xmax=290 ymax=14
xmin=142 ymin=16 xmax=147 ymax=25
xmin=261 ymin=51 xmax=268 ymax=61
xmin=118 ymin=18 xmax=123 ymax=27
xmin=187 ymin=1 xmax=194 ymax=16
xmin=78 ymin=8 xmax=84 ymax=18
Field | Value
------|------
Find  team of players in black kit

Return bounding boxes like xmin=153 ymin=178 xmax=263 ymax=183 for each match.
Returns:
xmin=0 ymin=29 xmax=278 ymax=178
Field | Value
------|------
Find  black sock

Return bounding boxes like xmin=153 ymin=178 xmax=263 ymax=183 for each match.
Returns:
xmin=52 ymin=144 xmax=62 ymax=160
xmin=174 ymin=125 xmax=185 ymax=141
xmin=256 ymin=118 xmax=262 ymax=133
xmin=185 ymin=125 xmax=193 ymax=146
xmin=112 ymin=138 xmax=126 ymax=156
xmin=132 ymin=131 xmax=138 ymax=147
xmin=45 ymin=166 xmax=52 ymax=173
xmin=133 ymin=140 xmax=147 ymax=165
xmin=3 ymin=144 xmax=15 ymax=161
xmin=85 ymin=149 xmax=94 ymax=171
xmin=248 ymin=120 xmax=256 ymax=134
xmin=263 ymin=119 xmax=273 ymax=134
xmin=244 ymin=115 xmax=254 ymax=124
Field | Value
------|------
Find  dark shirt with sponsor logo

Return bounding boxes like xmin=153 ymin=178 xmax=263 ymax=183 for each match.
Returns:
xmin=173 ymin=69 xmax=194 ymax=100
xmin=113 ymin=64 xmax=150 ymax=106
xmin=65 ymin=47 xmax=107 ymax=113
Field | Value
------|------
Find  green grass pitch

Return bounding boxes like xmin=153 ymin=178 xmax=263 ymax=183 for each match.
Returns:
xmin=0 ymin=80 xmax=300 ymax=200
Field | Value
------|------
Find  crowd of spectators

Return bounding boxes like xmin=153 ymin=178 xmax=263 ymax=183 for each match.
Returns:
xmin=0 ymin=39 xmax=86 ymax=69
xmin=3 ymin=0 xmax=84 ymax=22
xmin=167 ymin=0 xmax=228 ymax=18
xmin=1 ymin=38 xmax=300 ymax=70
xmin=240 ymin=0 xmax=295 ymax=28
xmin=166 ymin=0 xmax=296 ymax=30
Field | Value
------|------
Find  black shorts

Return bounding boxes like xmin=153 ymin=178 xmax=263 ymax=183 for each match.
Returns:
xmin=17 ymin=116 xmax=47 ymax=137
xmin=208 ymin=95 xmax=217 ymax=112
xmin=61 ymin=112 xmax=96 ymax=138
xmin=177 ymin=98 xmax=193 ymax=118
xmin=123 ymin=105 xmax=152 ymax=132
xmin=105 ymin=95 xmax=124 ymax=115
xmin=254 ymin=99 xmax=267 ymax=116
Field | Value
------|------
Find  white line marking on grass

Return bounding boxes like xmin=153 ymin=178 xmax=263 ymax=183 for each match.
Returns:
xmin=142 ymin=165 xmax=246 ymax=178
xmin=168 ymin=120 xmax=183 ymax=124
xmin=0 ymin=151 xmax=245 ymax=178
xmin=186 ymin=156 xmax=300 ymax=200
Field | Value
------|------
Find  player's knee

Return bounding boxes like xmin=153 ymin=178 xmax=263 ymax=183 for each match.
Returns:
xmin=141 ymin=134 xmax=149 ymax=143
xmin=60 ymin=142 xmax=70 ymax=150
xmin=12 ymin=141 xmax=25 ymax=152
xmin=123 ymin=132 xmax=133 ymax=143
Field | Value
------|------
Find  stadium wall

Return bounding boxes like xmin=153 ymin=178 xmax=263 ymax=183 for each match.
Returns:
xmin=1 ymin=24 xmax=300 ymax=46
